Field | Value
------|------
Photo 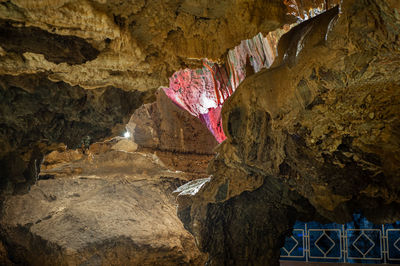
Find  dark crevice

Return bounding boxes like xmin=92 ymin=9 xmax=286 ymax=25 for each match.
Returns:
xmin=0 ymin=19 xmax=100 ymax=65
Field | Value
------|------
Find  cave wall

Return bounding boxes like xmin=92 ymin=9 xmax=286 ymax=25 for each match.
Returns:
xmin=0 ymin=80 xmax=225 ymax=264
xmin=1 ymin=0 xmax=400 ymax=265
xmin=0 ymin=0 xmax=291 ymax=92
xmin=0 ymin=0 xmax=294 ymax=196
xmin=0 ymin=73 xmax=145 ymax=194
xmin=176 ymin=0 xmax=400 ymax=264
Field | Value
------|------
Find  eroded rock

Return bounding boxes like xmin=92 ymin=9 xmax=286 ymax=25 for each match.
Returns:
xmin=0 ymin=0 xmax=292 ymax=92
xmin=127 ymin=88 xmax=218 ymax=179
xmin=0 ymin=73 xmax=145 ymax=194
xmin=127 ymin=88 xmax=217 ymax=154
xmin=177 ymin=0 xmax=400 ymax=264
xmin=0 ymin=19 xmax=99 ymax=64
xmin=1 ymin=144 xmax=206 ymax=265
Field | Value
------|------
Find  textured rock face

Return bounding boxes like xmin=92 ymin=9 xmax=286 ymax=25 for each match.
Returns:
xmin=0 ymin=19 xmax=99 ymax=65
xmin=219 ymin=0 xmax=400 ymax=221
xmin=0 ymin=0 xmax=290 ymax=92
xmin=177 ymin=0 xmax=400 ymax=264
xmin=127 ymin=88 xmax=218 ymax=179
xmin=0 ymin=73 xmax=144 ymax=194
xmin=127 ymin=89 xmax=217 ymax=155
xmin=0 ymin=0 xmax=292 ymax=195
xmin=164 ymin=30 xmax=288 ymax=143
xmin=163 ymin=0 xmax=339 ymax=144
xmin=0 ymin=82 xmax=218 ymax=264
xmin=1 ymin=143 xmax=206 ymax=265
xmin=2 ymin=0 xmax=400 ymax=265
xmin=175 ymin=175 xmax=322 ymax=266
xmin=284 ymin=0 xmax=340 ymax=21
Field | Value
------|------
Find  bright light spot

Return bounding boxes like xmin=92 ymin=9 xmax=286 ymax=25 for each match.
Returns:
xmin=123 ymin=131 xmax=130 ymax=138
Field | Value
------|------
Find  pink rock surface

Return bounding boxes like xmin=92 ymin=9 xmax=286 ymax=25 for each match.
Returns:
xmin=164 ymin=32 xmax=285 ymax=143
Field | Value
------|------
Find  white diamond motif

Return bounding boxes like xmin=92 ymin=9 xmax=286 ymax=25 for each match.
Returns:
xmin=394 ymin=237 xmax=400 ymax=252
xmin=282 ymin=235 xmax=299 ymax=255
xmin=315 ymin=232 xmax=335 ymax=256
xmin=352 ymin=232 xmax=375 ymax=256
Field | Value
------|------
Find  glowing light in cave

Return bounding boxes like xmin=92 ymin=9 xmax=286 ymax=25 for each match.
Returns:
xmin=163 ymin=31 xmax=287 ymax=143
xmin=123 ymin=131 xmax=131 ymax=138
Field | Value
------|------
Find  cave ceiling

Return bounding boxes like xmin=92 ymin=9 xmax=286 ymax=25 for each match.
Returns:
xmin=0 ymin=0 xmax=296 ymax=193
xmin=0 ymin=0 xmax=292 ymax=91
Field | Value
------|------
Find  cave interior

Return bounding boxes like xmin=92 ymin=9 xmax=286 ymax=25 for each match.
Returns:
xmin=0 ymin=0 xmax=399 ymax=265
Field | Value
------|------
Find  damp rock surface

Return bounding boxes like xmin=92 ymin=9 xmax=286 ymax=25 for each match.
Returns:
xmin=1 ymin=0 xmax=400 ymax=265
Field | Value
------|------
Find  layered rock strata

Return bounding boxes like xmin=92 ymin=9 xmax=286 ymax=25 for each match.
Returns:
xmin=0 ymin=0 xmax=291 ymax=92
xmin=164 ymin=0 xmax=341 ymax=143
xmin=0 ymin=84 xmax=219 ymax=264
xmin=164 ymin=30 xmax=287 ymax=143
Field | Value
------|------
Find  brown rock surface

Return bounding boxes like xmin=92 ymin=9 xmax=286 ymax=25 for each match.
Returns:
xmin=2 ymin=0 xmax=400 ymax=265
xmin=0 ymin=0 xmax=291 ymax=197
xmin=219 ymin=0 xmax=400 ymax=221
xmin=127 ymin=88 xmax=218 ymax=154
xmin=0 ymin=0 xmax=291 ymax=92
xmin=177 ymin=0 xmax=400 ymax=264
xmin=127 ymin=88 xmax=218 ymax=179
xmin=0 ymin=73 xmax=145 ymax=194
xmin=1 ymin=143 xmax=206 ymax=265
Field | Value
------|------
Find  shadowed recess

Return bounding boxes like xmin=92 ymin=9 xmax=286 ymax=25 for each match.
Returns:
xmin=0 ymin=19 xmax=100 ymax=65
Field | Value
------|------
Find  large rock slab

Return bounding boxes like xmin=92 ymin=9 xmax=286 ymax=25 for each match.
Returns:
xmin=0 ymin=0 xmax=290 ymax=197
xmin=127 ymin=88 xmax=218 ymax=155
xmin=1 ymin=146 xmax=205 ymax=265
xmin=127 ymin=88 xmax=217 ymax=179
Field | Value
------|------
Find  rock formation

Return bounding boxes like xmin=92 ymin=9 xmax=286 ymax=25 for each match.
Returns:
xmin=126 ymin=88 xmax=218 ymax=179
xmin=0 ymin=0 xmax=290 ymax=92
xmin=176 ymin=0 xmax=400 ymax=265
xmin=127 ymin=88 xmax=217 ymax=155
xmin=0 ymin=0 xmax=291 ymax=197
xmin=1 ymin=142 xmax=206 ymax=265
xmin=0 ymin=74 xmax=218 ymax=264
xmin=0 ymin=0 xmax=399 ymax=265
xmin=164 ymin=31 xmax=287 ymax=143
xmin=0 ymin=73 xmax=145 ymax=194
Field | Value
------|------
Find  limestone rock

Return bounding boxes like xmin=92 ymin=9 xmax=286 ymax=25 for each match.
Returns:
xmin=177 ymin=1 xmax=400 ymax=264
xmin=0 ymin=73 xmax=145 ymax=194
xmin=1 ymin=148 xmax=206 ymax=265
xmin=0 ymin=0 xmax=292 ymax=197
xmin=111 ymin=138 xmax=138 ymax=153
xmin=126 ymin=88 xmax=218 ymax=179
xmin=0 ymin=0 xmax=291 ymax=92
xmin=127 ymin=88 xmax=217 ymax=154
xmin=217 ymin=0 xmax=400 ymax=221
